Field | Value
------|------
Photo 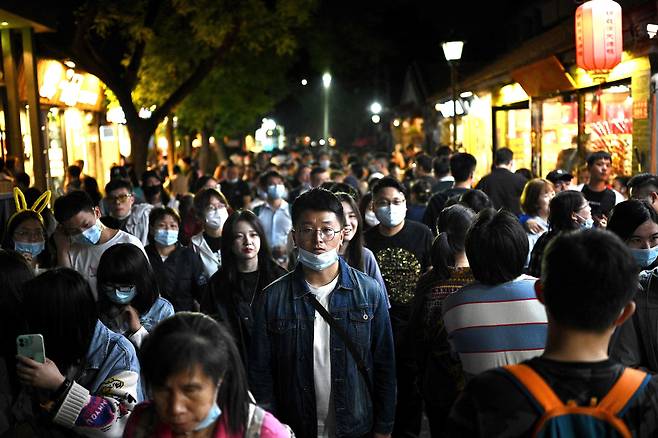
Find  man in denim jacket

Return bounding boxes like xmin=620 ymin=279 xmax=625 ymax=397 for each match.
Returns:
xmin=249 ymin=188 xmax=396 ymax=438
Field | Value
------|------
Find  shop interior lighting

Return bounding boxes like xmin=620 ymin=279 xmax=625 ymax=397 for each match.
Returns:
xmin=460 ymin=91 xmax=473 ymax=98
xmin=64 ymin=60 xmax=76 ymax=68
xmin=1 ymin=21 xmax=9 ymax=26
xmin=393 ymin=119 xmax=401 ymax=127
xmin=648 ymin=24 xmax=658 ymax=39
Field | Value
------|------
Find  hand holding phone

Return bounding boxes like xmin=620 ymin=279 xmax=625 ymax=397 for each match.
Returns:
xmin=17 ymin=334 xmax=45 ymax=364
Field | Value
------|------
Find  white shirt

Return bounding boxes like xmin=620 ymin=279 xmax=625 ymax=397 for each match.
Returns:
xmin=69 ymin=230 xmax=146 ymax=299
xmin=307 ymin=275 xmax=339 ymax=438
xmin=257 ymin=200 xmax=292 ymax=248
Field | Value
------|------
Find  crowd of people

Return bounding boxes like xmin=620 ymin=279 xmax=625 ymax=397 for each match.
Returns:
xmin=1 ymin=143 xmax=658 ymax=438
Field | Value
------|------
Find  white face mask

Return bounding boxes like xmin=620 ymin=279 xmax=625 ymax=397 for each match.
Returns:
xmin=375 ymin=204 xmax=406 ymax=228
xmin=365 ymin=210 xmax=380 ymax=227
xmin=297 ymin=247 xmax=339 ymax=271
xmin=205 ymin=208 xmax=228 ymax=230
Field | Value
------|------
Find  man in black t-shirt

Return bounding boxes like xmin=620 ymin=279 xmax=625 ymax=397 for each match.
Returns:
xmin=447 ymin=230 xmax=658 ymax=437
xmin=364 ymin=176 xmax=433 ymax=438
xmin=220 ymin=163 xmax=251 ymax=209
xmin=581 ymin=151 xmax=618 ymax=225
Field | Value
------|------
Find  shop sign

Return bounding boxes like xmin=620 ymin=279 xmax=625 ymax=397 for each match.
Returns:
xmin=633 ymin=100 xmax=648 ymax=119
xmin=575 ymin=0 xmax=623 ymax=73
xmin=37 ymin=60 xmax=102 ymax=111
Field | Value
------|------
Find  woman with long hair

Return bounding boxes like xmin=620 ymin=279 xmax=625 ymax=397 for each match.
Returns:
xmin=124 ymin=312 xmax=291 ymax=437
xmin=97 ymin=243 xmax=174 ymax=348
xmin=15 ymin=268 xmax=140 ymax=436
xmin=201 ymin=210 xmax=286 ymax=365
xmin=528 ymin=190 xmax=592 ymax=277
xmin=145 ymin=207 xmax=207 ymax=311
xmin=408 ymin=204 xmax=476 ymax=436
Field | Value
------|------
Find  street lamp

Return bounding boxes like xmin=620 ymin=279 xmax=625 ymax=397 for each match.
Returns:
xmin=442 ymin=40 xmax=464 ymax=149
xmin=370 ymin=101 xmax=382 ymax=115
xmin=322 ymin=72 xmax=332 ymax=140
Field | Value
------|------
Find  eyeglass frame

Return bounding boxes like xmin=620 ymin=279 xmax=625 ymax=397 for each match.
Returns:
xmin=293 ymin=226 xmax=343 ymax=242
xmin=107 ymin=193 xmax=133 ymax=204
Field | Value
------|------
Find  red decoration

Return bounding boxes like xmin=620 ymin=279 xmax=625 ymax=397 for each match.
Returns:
xmin=575 ymin=0 xmax=623 ymax=73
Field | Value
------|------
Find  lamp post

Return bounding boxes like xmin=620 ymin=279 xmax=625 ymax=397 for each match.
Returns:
xmin=442 ymin=41 xmax=464 ymax=149
xmin=322 ymin=72 xmax=332 ymax=140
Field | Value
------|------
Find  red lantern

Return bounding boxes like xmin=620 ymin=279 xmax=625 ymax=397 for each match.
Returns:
xmin=575 ymin=0 xmax=623 ymax=73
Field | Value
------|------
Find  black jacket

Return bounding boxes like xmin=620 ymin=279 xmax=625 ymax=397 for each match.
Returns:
xmin=475 ymin=167 xmax=527 ymax=215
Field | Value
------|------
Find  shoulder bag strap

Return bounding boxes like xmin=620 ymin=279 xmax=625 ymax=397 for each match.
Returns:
xmin=598 ymin=367 xmax=650 ymax=416
xmin=307 ymin=294 xmax=374 ymax=400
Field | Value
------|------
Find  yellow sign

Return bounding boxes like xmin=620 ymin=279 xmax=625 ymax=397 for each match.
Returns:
xmin=37 ymin=60 xmax=103 ymax=111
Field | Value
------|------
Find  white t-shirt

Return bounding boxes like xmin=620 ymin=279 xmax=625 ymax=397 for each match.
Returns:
xmin=69 ymin=229 xmax=146 ymax=299
xmin=307 ymin=275 xmax=339 ymax=438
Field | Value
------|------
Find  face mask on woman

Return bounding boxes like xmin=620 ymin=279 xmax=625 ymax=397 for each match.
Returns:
xmin=205 ymin=208 xmax=228 ymax=230
xmin=15 ymin=241 xmax=45 ymax=257
xmin=631 ymin=246 xmax=658 ymax=269
xmin=154 ymin=229 xmax=179 ymax=246
xmin=575 ymin=214 xmax=594 ymax=230
xmin=105 ymin=285 xmax=137 ymax=305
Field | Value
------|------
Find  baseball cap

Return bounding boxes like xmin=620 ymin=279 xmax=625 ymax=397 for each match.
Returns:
xmin=546 ymin=169 xmax=573 ymax=184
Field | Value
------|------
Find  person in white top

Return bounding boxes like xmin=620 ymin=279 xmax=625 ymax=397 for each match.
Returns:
xmin=520 ymin=178 xmax=555 ymax=263
xmin=103 ymin=179 xmax=153 ymax=245
xmin=255 ymin=170 xmax=292 ymax=266
xmin=53 ymin=190 xmax=146 ymax=298
xmin=189 ymin=188 xmax=229 ymax=277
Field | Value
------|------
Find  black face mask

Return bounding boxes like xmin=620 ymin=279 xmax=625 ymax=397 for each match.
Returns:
xmin=143 ymin=185 xmax=161 ymax=198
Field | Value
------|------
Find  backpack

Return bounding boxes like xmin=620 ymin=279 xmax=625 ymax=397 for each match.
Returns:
xmin=503 ymin=364 xmax=650 ymax=438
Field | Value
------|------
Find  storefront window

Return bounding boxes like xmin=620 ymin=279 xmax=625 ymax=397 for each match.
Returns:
xmin=540 ymin=97 xmax=578 ymax=177
xmin=495 ymin=107 xmax=531 ymax=172
xmin=583 ymin=84 xmax=632 ymax=177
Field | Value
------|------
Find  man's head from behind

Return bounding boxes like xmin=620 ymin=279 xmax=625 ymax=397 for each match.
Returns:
xmin=540 ymin=229 xmax=637 ymax=332
xmin=465 ymin=208 xmax=528 ymax=285
xmin=494 ymin=148 xmax=514 ymax=168
xmin=450 ymin=153 xmax=477 ymax=184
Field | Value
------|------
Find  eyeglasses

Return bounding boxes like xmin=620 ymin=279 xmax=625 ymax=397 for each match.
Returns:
xmin=108 ymin=193 xmax=132 ymax=203
xmin=373 ymin=199 xmax=405 ymax=209
xmin=14 ymin=230 xmax=44 ymax=240
xmin=295 ymin=227 xmax=342 ymax=241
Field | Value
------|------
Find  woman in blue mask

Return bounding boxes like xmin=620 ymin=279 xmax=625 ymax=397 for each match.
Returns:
xmin=609 ymin=199 xmax=658 ymax=372
xmin=145 ymin=207 xmax=207 ymax=312
xmin=97 ymin=243 xmax=174 ymax=348
xmin=608 ymin=199 xmax=658 ymax=270
xmin=528 ymin=190 xmax=592 ymax=277
xmin=2 ymin=210 xmax=53 ymax=272
xmin=124 ymin=312 xmax=291 ymax=437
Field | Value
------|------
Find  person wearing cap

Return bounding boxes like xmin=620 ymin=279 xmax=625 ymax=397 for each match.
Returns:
xmin=546 ymin=169 xmax=573 ymax=193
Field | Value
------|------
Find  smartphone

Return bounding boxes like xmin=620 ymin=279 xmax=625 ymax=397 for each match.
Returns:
xmin=17 ymin=334 xmax=46 ymax=364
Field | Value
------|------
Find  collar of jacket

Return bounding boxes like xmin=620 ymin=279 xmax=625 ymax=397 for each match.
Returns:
xmin=290 ymin=256 xmax=354 ymax=299
xmin=85 ymin=320 xmax=111 ymax=370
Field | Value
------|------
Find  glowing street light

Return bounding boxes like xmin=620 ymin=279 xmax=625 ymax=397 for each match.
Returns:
xmin=301 ymin=78 xmax=308 ymax=86
xmin=370 ymin=102 xmax=382 ymax=114
xmin=322 ymin=72 xmax=332 ymax=89
xmin=442 ymin=40 xmax=465 ymax=148
xmin=322 ymin=72 xmax=332 ymax=140
xmin=371 ymin=114 xmax=381 ymax=124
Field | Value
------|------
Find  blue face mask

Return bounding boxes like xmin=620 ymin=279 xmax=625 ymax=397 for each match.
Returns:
xmin=15 ymin=240 xmax=45 ymax=257
xmin=297 ymin=247 xmax=339 ymax=271
xmin=194 ymin=401 xmax=222 ymax=431
xmin=266 ymin=184 xmax=287 ymax=200
xmin=74 ymin=221 xmax=102 ymax=245
xmin=630 ymin=246 xmax=658 ymax=269
xmin=575 ymin=214 xmax=594 ymax=230
xmin=154 ymin=229 xmax=178 ymax=246
xmin=105 ymin=286 xmax=137 ymax=305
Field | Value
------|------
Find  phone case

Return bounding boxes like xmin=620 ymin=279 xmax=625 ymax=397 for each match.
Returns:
xmin=17 ymin=334 xmax=45 ymax=364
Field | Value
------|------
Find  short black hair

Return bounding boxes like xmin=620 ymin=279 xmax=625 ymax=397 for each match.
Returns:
xmin=372 ymin=175 xmax=407 ymax=197
xmin=97 ymin=243 xmax=159 ymax=314
xmin=607 ymin=199 xmax=658 ymax=242
xmin=291 ymin=188 xmax=345 ymax=228
xmin=587 ymin=151 xmax=612 ymax=167
xmin=548 ymin=190 xmax=585 ymax=231
xmin=54 ymin=190 xmax=96 ymax=223
xmin=542 ymin=229 xmax=638 ymax=331
xmin=105 ymin=178 xmax=133 ymax=195
xmin=465 ymin=208 xmax=528 ymax=285
xmin=259 ymin=170 xmax=284 ymax=187
xmin=494 ymin=147 xmax=514 ymax=166
xmin=450 ymin=153 xmax=477 ymax=183
xmin=415 ymin=154 xmax=433 ymax=173
xmin=459 ymin=189 xmax=492 ymax=213
xmin=67 ymin=165 xmax=82 ymax=178
xmin=15 ymin=172 xmax=30 ymax=188
xmin=628 ymin=173 xmax=658 ymax=195
xmin=310 ymin=166 xmax=329 ymax=177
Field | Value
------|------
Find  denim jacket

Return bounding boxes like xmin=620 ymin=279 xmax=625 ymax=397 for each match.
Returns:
xmin=53 ymin=320 xmax=141 ymax=437
xmin=248 ymin=257 xmax=396 ymax=438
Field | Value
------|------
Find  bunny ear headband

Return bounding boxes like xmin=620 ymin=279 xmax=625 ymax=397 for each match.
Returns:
xmin=7 ymin=187 xmax=52 ymax=228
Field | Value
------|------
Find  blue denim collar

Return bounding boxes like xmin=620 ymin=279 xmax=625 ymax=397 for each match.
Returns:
xmin=85 ymin=320 xmax=110 ymax=370
xmin=291 ymin=256 xmax=354 ymax=299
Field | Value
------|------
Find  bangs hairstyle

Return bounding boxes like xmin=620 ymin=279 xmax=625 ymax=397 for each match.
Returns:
xmin=334 ymin=192 xmax=365 ymax=271
xmin=548 ymin=190 xmax=586 ymax=231
xmin=148 ymin=207 xmax=181 ymax=244
xmin=521 ymin=178 xmax=555 ymax=216
xmin=140 ymin=312 xmax=249 ymax=434
xmin=542 ymin=229 xmax=638 ymax=331
xmin=465 ymin=208 xmax=528 ymax=285
xmin=194 ymin=188 xmax=230 ymax=218
xmin=220 ymin=210 xmax=276 ymax=285
xmin=2 ymin=210 xmax=46 ymax=248
xmin=607 ymin=199 xmax=658 ymax=242
xmin=21 ymin=268 xmax=98 ymax=372
xmin=291 ymin=188 xmax=346 ymax=228
xmin=372 ymin=176 xmax=407 ymax=198
xmin=97 ymin=243 xmax=159 ymax=314
xmin=432 ymin=204 xmax=476 ymax=279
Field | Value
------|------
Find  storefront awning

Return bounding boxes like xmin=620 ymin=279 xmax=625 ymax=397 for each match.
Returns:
xmin=511 ymin=56 xmax=576 ymax=97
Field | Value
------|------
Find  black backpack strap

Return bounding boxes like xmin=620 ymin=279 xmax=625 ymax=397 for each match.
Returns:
xmin=306 ymin=294 xmax=374 ymax=399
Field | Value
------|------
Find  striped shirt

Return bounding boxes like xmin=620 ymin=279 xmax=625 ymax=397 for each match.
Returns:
xmin=442 ymin=275 xmax=547 ymax=377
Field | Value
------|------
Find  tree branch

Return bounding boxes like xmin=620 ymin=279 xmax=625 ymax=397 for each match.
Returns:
xmin=124 ymin=0 xmax=163 ymax=88
xmin=150 ymin=21 xmax=242 ymax=124
xmin=72 ymin=2 xmax=99 ymax=56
